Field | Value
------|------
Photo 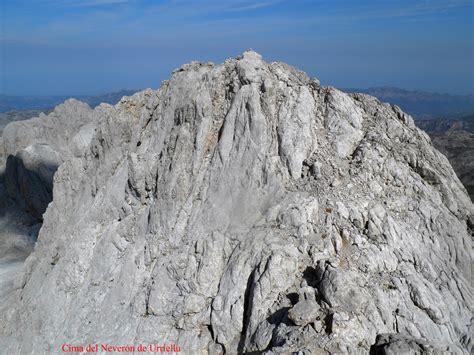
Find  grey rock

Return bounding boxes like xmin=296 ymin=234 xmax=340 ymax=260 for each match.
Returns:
xmin=287 ymin=299 xmax=322 ymax=326
xmin=0 ymin=51 xmax=472 ymax=355
xmin=0 ymin=166 xmax=39 ymax=310
xmin=2 ymin=100 xmax=102 ymax=218
xmin=0 ymin=110 xmax=52 ymax=166
xmin=5 ymin=145 xmax=62 ymax=219
xmin=310 ymin=161 xmax=322 ymax=179
xmin=370 ymin=333 xmax=445 ymax=354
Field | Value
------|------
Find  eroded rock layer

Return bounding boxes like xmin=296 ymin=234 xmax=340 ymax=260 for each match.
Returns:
xmin=1 ymin=52 xmax=472 ymax=354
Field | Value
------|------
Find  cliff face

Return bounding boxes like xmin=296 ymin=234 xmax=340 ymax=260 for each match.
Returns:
xmin=1 ymin=52 xmax=472 ymax=354
xmin=2 ymin=100 xmax=101 ymax=219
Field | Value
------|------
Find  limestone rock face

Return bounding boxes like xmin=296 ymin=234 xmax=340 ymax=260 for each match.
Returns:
xmin=1 ymin=52 xmax=472 ymax=354
xmin=2 ymin=100 xmax=103 ymax=218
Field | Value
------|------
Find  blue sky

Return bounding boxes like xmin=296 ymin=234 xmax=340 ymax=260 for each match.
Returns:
xmin=1 ymin=0 xmax=473 ymax=95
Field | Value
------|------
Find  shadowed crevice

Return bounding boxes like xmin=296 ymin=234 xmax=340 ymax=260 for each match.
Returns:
xmin=5 ymin=154 xmax=59 ymax=221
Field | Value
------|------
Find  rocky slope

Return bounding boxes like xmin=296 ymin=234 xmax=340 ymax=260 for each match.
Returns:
xmin=342 ymin=87 xmax=474 ymax=119
xmin=0 ymin=110 xmax=49 ymax=166
xmin=0 ymin=90 xmax=140 ymax=168
xmin=427 ymin=131 xmax=474 ymax=201
xmin=331 ymin=89 xmax=474 ymax=201
xmin=417 ymin=115 xmax=474 ymax=200
xmin=0 ymin=51 xmax=472 ymax=354
xmin=0 ymin=101 xmax=100 ymax=325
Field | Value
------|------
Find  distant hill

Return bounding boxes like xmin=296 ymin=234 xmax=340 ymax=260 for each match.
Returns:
xmin=0 ymin=89 xmax=140 ymax=113
xmin=416 ymin=113 xmax=474 ymax=134
xmin=342 ymin=87 xmax=474 ymax=119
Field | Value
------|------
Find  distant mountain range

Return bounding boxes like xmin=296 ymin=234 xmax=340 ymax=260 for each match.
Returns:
xmin=416 ymin=113 xmax=474 ymax=134
xmin=0 ymin=90 xmax=139 ymax=113
xmin=342 ymin=87 xmax=474 ymax=119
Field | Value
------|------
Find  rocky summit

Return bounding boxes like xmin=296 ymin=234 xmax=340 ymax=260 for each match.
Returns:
xmin=0 ymin=51 xmax=472 ymax=354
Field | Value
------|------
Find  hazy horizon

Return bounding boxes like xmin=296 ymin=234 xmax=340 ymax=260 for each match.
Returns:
xmin=1 ymin=0 xmax=473 ymax=96
xmin=1 ymin=85 xmax=474 ymax=98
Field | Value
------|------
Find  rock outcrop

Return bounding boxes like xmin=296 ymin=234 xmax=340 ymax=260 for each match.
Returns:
xmin=1 ymin=51 xmax=472 ymax=354
xmin=2 ymin=100 xmax=103 ymax=219
xmin=0 ymin=110 xmax=50 ymax=167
